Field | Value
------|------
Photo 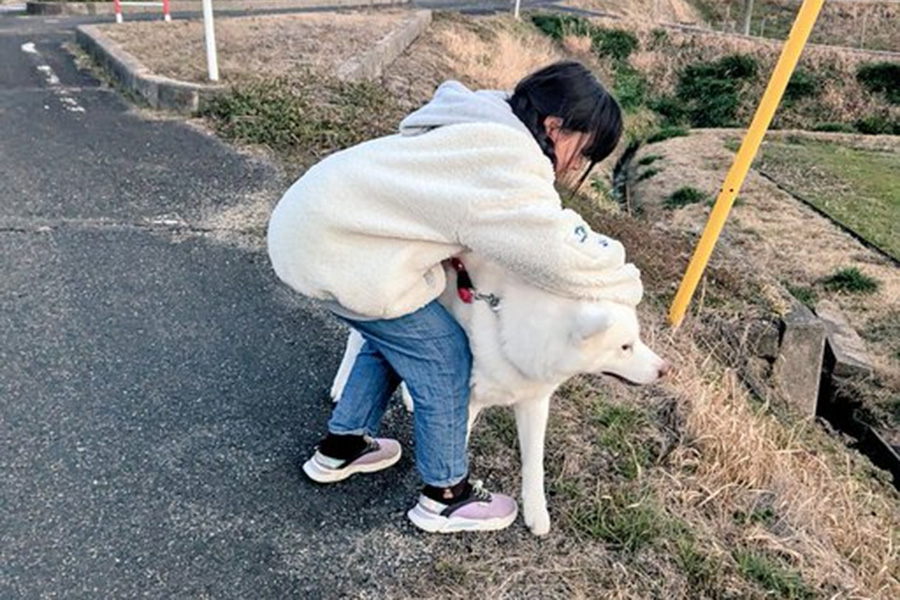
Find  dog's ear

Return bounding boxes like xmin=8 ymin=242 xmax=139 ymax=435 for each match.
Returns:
xmin=573 ymin=304 xmax=612 ymax=341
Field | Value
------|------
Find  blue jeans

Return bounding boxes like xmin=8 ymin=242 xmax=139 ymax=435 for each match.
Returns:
xmin=328 ymin=300 xmax=472 ymax=487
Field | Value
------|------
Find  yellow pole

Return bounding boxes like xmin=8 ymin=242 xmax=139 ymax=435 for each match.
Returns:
xmin=668 ymin=0 xmax=825 ymax=329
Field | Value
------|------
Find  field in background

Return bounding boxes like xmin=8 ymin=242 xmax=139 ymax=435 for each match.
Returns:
xmin=757 ymin=138 xmax=900 ymax=261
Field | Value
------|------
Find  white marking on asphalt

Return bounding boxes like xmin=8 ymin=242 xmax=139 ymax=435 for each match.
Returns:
xmin=36 ymin=65 xmax=61 ymax=86
xmin=22 ymin=42 xmax=87 ymax=114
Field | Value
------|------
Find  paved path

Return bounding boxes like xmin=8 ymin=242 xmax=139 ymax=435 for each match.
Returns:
xmin=0 ymin=12 xmax=423 ymax=599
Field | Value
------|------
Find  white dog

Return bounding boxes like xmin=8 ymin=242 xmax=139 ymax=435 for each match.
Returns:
xmin=330 ymin=253 xmax=667 ymax=535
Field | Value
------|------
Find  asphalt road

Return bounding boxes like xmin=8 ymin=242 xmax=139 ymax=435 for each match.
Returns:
xmin=0 ymin=12 xmax=425 ymax=599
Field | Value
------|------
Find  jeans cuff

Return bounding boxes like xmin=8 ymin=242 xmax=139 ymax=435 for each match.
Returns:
xmin=327 ymin=426 xmax=367 ymax=437
xmin=421 ymin=474 xmax=467 ymax=488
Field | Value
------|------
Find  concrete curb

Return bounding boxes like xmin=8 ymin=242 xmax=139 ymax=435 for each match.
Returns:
xmin=76 ymin=23 xmax=225 ymax=113
xmin=29 ymin=0 xmax=409 ymax=16
xmin=76 ymin=6 xmax=431 ymax=114
xmin=336 ymin=9 xmax=431 ymax=81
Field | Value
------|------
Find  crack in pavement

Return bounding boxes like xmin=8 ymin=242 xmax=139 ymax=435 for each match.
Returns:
xmin=0 ymin=215 xmax=263 ymax=235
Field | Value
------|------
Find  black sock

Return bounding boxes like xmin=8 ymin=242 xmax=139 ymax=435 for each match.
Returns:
xmin=318 ymin=433 xmax=368 ymax=461
xmin=423 ymin=477 xmax=471 ymax=504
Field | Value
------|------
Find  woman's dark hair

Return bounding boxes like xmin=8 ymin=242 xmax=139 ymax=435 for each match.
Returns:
xmin=509 ymin=60 xmax=622 ymax=185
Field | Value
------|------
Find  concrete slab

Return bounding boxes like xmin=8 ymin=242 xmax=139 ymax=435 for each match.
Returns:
xmin=772 ymin=302 xmax=826 ymax=418
xmin=816 ymin=299 xmax=874 ymax=378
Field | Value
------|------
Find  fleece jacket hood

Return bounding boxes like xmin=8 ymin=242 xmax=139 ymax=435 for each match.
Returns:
xmin=399 ymin=81 xmax=534 ymax=140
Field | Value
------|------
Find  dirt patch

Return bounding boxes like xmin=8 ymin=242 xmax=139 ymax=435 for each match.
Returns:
xmin=96 ymin=10 xmax=411 ymax=83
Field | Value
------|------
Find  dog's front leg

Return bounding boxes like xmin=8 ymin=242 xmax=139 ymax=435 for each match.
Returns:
xmin=330 ymin=329 xmax=365 ymax=402
xmin=514 ymin=395 xmax=551 ymax=535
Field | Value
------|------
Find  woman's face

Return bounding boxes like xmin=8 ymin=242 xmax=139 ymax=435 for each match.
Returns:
xmin=543 ymin=116 xmax=592 ymax=179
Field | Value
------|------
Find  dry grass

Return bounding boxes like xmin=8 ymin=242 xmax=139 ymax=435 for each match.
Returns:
xmin=433 ymin=17 xmax=562 ymax=91
xmin=96 ymin=10 xmax=410 ymax=83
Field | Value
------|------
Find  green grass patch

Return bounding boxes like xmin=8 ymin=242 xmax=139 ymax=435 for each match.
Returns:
xmin=812 ymin=122 xmax=855 ymax=133
xmin=786 ymin=283 xmax=819 ymax=308
xmin=821 ymin=267 xmax=880 ymax=295
xmin=784 ymin=68 xmax=820 ymax=104
xmin=591 ymin=27 xmax=640 ymax=62
xmin=613 ymin=65 xmax=649 ymax=112
xmin=856 ymin=62 xmax=900 ymax=105
xmin=665 ymin=187 xmax=709 ymax=209
xmin=530 ymin=13 xmax=591 ymax=40
xmin=201 ymin=76 xmax=399 ymax=158
xmin=637 ymin=154 xmax=662 ymax=166
xmin=674 ymin=54 xmax=759 ymax=127
xmin=564 ymin=486 xmax=664 ymax=553
xmin=854 ymin=113 xmax=900 ymax=135
xmin=675 ymin=537 xmax=722 ymax=593
xmin=637 ymin=167 xmax=661 ymax=182
xmin=646 ymin=126 xmax=689 ymax=144
xmin=735 ymin=550 xmax=814 ymax=599
xmin=757 ymin=140 xmax=900 ymax=260
xmin=594 ymin=400 xmax=652 ymax=479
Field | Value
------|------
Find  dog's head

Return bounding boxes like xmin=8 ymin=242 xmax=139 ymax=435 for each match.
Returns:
xmin=566 ymin=301 xmax=668 ymax=384
xmin=498 ymin=295 xmax=668 ymax=385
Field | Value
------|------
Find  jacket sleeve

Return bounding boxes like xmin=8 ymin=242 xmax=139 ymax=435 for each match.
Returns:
xmin=458 ymin=186 xmax=643 ymax=305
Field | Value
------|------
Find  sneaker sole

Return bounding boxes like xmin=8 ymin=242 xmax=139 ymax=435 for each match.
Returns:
xmin=302 ymin=447 xmax=402 ymax=484
xmin=407 ymin=503 xmax=518 ymax=533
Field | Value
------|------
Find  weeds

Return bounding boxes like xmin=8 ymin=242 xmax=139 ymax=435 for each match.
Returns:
xmin=821 ymin=267 xmax=880 ymax=294
xmin=637 ymin=154 xmax=662 ymax=166
xmin=664 ymin=187 xmax=709 ymax=209
xmin=564 ymin=486 xmax=663 ymax=553
xmin=855 ymin=113 xmax=900 ymax=135
xmin=637 ymin=167 xmax=661 ymax=182
xmin=812 ymin=122 xmax=855 ymax=133
xmin=856 ymin=62 xmax=900 ymax=105
xmin=614 ymin=65 xmax=649 ymax=111
xmin=591 ymin=27 xmax=640 ymax=62
xmin=784 ymin=68 xmax=820 ymax=103
xmin=675 ymin=54 xmax=759 ymax=127
xmin=201 ymin=75 xmax=399 ymax=159
xmin=786 ymin=283 xmax=818 ymax=308
xmin=646 ymin=126 xmax=689 ymax=144
xmin=594 ymin=400 xmax=652 ymax=479
xmin=530 ymin=13 xmax=591 ymax=40
xmin=674 ymin=537 xmax=721 ymax=593
xmin=735 ymin=550 xmax=814 ymax=599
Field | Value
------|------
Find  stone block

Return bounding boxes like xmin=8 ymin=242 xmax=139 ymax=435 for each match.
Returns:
xmin=816 ymin=299 xmax=873 ymax=378
xmin=772 ymin=302 xmax=826 ymax=418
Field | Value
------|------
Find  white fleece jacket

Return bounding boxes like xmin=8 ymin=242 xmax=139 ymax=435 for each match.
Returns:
xmin=267 ymin=82 xmax=642 ymax=320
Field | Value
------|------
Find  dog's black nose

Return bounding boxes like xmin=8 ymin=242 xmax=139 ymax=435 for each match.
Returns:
xmin=658 ymin=362 xmax=671 ymax=379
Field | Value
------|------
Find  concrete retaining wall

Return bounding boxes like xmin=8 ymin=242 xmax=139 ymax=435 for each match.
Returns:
xmin=337 ymin=9 xmax=431 ymax=81
xmin=76 ymin=24 xmax=225 ymax=113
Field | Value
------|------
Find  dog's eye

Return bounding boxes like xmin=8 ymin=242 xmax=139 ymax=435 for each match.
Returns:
xmin=621 ymin=344 xmax=633 ymax=352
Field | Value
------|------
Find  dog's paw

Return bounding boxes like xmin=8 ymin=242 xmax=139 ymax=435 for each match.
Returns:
xmin=400 ymin=383 xmax=414 ymax=413
xmin=523 ymin=503 xmax=551 ymax=536
xmin=329 ymin=384 xmax=341 ymax=403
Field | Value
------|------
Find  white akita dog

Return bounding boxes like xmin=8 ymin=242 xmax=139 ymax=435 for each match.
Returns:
xmin=330 ymin=253 xmax=668 ymax=535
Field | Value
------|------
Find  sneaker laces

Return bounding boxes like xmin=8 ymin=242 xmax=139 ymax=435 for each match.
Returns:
xmin=470 ymin=479 xmax=492 ymax=502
